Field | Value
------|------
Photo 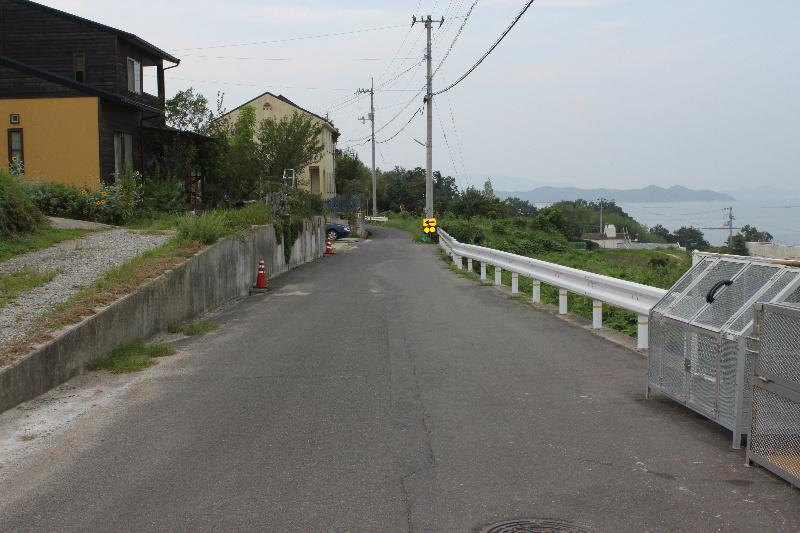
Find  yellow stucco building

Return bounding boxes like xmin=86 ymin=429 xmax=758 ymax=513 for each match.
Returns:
xmin=1 ymin=97 xmax=101 ymax=188
xmin=222 ymin=92 xmax=339 ymax=198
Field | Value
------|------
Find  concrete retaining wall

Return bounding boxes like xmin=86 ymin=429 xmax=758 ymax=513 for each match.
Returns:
xmin=0 ymin=217 xmax=324 ymax=413
xmin=747 ymin=242 xmax=800 ymax=260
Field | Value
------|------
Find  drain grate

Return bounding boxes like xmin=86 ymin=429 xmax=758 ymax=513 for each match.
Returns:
xmin=478 ymin=519 xmax=592 ymax=533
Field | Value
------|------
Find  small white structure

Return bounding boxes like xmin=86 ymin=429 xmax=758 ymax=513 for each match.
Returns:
xmin=581 ymin=224 xmax=629 ymax=249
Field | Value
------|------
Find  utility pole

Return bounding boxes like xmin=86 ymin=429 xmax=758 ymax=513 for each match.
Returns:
xmin=357 ymin=79 xmax=377 ymax=216
xmin=413 ymin=15 xmax=443 ymax=218
xmin=702 ymin=206 xmax=740 ymax=247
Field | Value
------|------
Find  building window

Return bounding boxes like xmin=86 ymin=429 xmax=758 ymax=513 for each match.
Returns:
xmin=113 ymin=132 xmax=133 ymax=176
xmin=126 ymin=57 xmax=142 ymax=94
xmin=74 ymin=53 xmax=86 ymax=83
xmin=8 ymin=128 xmax=23 ymax=166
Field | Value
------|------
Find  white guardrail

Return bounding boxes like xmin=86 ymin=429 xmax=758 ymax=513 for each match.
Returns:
xmin=438 ymin=229 xmax=668 ymax=349
xmin=365 ymin=216 xmax=389 ymax=222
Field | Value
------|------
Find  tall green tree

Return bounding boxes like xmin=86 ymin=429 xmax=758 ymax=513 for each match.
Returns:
xmin=335 ymin=149 xmax=371 ymax=198
xmin=739 ymin=224 xmax=773 ymax=242
xmin=224 ymin=106 xmax=261 ymax=202
xmin=256 ymin=112 xmax=324 ymax=186
xmin=165 ymin=88 xmax=216 ymax=134
xmin=673 ymin=226 xmax=709 ymax=251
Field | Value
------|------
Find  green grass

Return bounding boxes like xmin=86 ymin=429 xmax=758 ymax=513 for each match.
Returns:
xmin=168 ymin=320 xmax=219 ymax=336
xmin=0 ymin=228 xmax=88 ymax=263
xmin=0 ymin=268 xmax=62 ymax=308
xmin=17 ymin=433 xmax=38 ymax=442
xmin=87 ymin=340 xmax=177 ymax=373
xmin=384 ymin=214 xmax=431 ymax=243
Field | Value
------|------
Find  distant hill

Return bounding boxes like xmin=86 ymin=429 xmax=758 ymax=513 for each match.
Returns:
xmin=497 ymin=185 xmax=735 ymax=203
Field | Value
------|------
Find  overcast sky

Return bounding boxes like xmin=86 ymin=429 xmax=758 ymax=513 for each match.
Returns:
xmin=40 ymin=0 xmax=800 ymax=192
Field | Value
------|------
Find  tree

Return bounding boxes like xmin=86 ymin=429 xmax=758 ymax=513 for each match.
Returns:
xmin=728 ymin=234 xmax=750 ymax=256
xmin=335 ymin=149 xmax=371 ymax=198
xmin=651 ymin=224 xmax=678 ymax=243
xmin=224 ymin=106 xmax=261 ymax=202
xmin=739 ymin=224 xmax=773 ymax=242
xmin=503 ymin=197 xmax=538 ymax=217
xmin=434 ymin=171 xmax=459 ymax=214
xmin=673 ymin=226 xmax=710 ymax=251
xmin=256 ymin=111 xmax=324 ymax=185
xmin=483 ymin=178 xmax=495 ymax=199
xmin=165 ymin=88 xmax=216 ymax=134
xmin=450 ymin=186 xmax=504 ymax=218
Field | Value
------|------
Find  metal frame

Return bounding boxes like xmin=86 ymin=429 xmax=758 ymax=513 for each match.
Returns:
xmin=439 ymin=230 xmax=665 ymax=316
xmin=647 ymin=255 xmax=800 ymax=448
xmin=746 ymin=302 xmax=800 ymax=488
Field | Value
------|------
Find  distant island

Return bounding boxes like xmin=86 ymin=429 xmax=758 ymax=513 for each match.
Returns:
xmin=496 ymin=185 xmax=735 ymax=203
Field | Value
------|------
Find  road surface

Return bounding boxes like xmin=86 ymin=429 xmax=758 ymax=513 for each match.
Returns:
xmin=1 ymin=226 xmax=798 ymax=532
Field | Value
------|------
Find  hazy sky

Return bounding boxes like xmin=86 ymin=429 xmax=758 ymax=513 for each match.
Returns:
xmin=38 ymin=0 xmax=800 ymax=192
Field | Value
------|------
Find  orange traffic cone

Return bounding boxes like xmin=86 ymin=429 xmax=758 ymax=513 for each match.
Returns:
xmin=251 ymin=259 xmax=270 ymax=294
xmin=325 ymin=238 xmax=334 ymax=256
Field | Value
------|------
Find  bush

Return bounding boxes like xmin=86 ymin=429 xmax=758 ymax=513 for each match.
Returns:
xmin=141 ymin=175 xmax=185 ymax=215
xmin=176 ymin=210 xmax=229 ymax=244
xmin=0 ymin=170 xmax=45 ymax=237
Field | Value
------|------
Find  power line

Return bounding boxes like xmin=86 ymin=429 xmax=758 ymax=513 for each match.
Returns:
xmin=433 ymin=0 xmax=535 ymax=96
xmin=434 ymin=100 xmax=460 ymax=180
xmin=377 ymin=107 xmax=424 ymax=144
xmin=433 ymin=0 xmax=480 ymax=76
xmin=172 ymin=24 xmax=407 ymax=52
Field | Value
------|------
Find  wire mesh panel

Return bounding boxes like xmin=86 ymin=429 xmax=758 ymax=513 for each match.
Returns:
xmin=694 ymin=264 xmax=780 ymax=330
xmin=748 ymin=302 xmax=800 ymax=488
xmin=649 ymin=255 xmax=800 ymax=448
xmin=667 ymin=260 xmax=747 ymax=321
xmin=652 ymin=257 xmax=715 ymax=315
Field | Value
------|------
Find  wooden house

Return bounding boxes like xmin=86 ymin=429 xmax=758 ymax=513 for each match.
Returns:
xmin=0 ymin=0 xmax=183 ymax=188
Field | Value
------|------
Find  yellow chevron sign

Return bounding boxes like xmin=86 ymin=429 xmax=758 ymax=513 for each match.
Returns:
xmin=422 ymin=218 xmax=437 ymax=234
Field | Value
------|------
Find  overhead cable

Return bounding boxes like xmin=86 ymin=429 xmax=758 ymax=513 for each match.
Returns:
xmin=172 ymin=24 xmax=407 ymax=52
xmin=433 ymin=0 xmax=534 ymax=96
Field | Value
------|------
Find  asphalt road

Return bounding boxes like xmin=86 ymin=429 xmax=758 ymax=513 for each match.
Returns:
xmin=1 ymin=226 xmax=799 ymax=532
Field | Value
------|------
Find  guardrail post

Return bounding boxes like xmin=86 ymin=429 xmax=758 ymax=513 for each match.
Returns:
xmin=511 ymin=273 xmax=519 ymax=294
xmin=532 ymin=280 xmax=541 ymax=303
xmin=455 ymin=255 xmax=462 ymax=270
xmin=495 ymin=267 xmax=502 ymax=286
xmin=592 ymin=300 xmax=603 ymax=329
xmin=480 ymin=262 xmax=487 ymax=280
xmin=637 ymin=314 xmax=649 ymax=350
xmin=559 ymin=289 xmax=568 ymax=314
xmin=467 ymin=258 xmax=473 ymax=273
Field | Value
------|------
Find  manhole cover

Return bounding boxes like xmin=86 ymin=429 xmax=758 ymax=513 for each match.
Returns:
xmin=478 ymin=519 xmax=592 ymax=533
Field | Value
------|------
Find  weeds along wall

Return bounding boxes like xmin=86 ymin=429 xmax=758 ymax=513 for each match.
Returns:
xmin=0 ymin=218 xmax=324 ymax=413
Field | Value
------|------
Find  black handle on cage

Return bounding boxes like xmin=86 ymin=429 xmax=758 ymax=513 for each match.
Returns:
xmin=706 ymin=279 xmax=733 ymax=304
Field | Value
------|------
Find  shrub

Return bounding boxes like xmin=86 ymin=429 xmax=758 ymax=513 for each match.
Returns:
xmin=0 ymin=170 xmax=45 ymax=237
xmin=176 ymin=210 xmax=229 ymax=244
xmin=23 ymin=165 xmax=144 ymax=225
xmin=141 ymin=175 xmax=185 ymax=215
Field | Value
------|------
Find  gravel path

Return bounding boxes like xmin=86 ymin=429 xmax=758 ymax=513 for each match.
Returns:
xmin=0 ymin=230 xmax=171 ymax=345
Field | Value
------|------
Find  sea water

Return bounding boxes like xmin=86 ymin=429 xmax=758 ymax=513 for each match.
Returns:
xmin=618 ymin=197 xmax=800 ymax=246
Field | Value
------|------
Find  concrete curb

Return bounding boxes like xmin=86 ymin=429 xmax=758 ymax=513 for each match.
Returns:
xmin=0 ymin=217 xmax=324 ymax=414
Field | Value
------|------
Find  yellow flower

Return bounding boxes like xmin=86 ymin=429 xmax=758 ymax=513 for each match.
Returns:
xmin=10 ymin=156 xmax=17 ymax=162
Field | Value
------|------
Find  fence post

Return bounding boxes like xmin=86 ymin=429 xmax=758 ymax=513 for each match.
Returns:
xmin=532 ymin=280 xmax=541 ymax=303
xmin=511 ymin=273 xmax=519 ymax=294
xmin=495 ymin=267 xmax=502 ymax=286
xmin=592 ymin=300 xmax=603 ymax=329
xmin=467 ymin=258 xmax=473 ymax=273
xmin=559 ymin=289 xmax=568 ymax=314
xmin=637 ymin=314 xmax=649 ymax=350
xmin=480 ymin=262 xmax=487 ymax=280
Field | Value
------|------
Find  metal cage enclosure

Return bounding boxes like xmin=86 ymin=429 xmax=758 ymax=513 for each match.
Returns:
xmin=647 ymin=254 xmax=800 ymax=448
xmin=747 ymin=302 xmax=800 ymax=488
